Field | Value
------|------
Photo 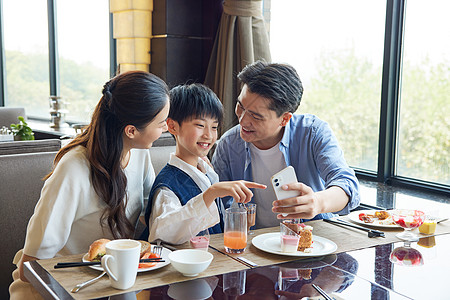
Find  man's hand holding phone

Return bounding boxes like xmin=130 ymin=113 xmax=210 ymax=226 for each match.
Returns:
xmin=271 ymin=166 xmax=300 ymax=217
xmin=271 ymin=166 xmax=321 ymax=219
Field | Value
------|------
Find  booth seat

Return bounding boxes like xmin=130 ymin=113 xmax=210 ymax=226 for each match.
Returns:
xmin=0 ymin=151 xmax=57 ymax=299
xmin=0 ymin=144 xmax=175 ymax=298
xmin=134 ymin=145 xmax=176 ymax=239
xmin=0 ymin=139 xmax=61 ymax=155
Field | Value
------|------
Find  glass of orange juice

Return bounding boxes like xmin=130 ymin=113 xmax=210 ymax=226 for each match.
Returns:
xmin=224 ymin=207 xmax=247 ymax=254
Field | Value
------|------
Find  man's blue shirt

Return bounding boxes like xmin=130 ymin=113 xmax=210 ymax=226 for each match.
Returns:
xmin=212 ymin=114 xmax=360 ymax=219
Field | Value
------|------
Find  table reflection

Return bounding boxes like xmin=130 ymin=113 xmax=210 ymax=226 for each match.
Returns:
xmin=344 ymin=233 xmax=450 ymax=299
xmin=390 ymin=245 xmax=424 ymax=266
xmin=168 ymin=277 xmax=218 ymax=299
xmin=141 ymin=253 xmax=358 ymax=300
xmin=274 ymin=253 xmax=358 ymax=299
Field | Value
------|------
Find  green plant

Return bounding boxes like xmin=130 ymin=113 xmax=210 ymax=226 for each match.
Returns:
xmin=10 ymin=116 xmax=34 ymax=140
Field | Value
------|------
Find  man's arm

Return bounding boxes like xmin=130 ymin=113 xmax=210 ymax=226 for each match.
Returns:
xmin=272 ymin=118 xmax=359 ymax=218
xmin=211 ymin=138 xmax=232 ymax=181
xmin=309 ymin=119 xmax=360 ymax=214
xmin=211 ymin=136 xmax=235 ymax=208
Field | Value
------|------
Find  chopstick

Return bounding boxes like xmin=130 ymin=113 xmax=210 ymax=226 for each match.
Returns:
xmin=54 ymin=258 xmax=164 ymax=269
xmin=160 ymin=242 xmax=177 ymax=251
xmin=55 ymin=261 xmax=103 ymax=268
xmin=208 ymin=245 xmax=257 ymax=268
xmin=312 ymin=283 xmax=333 ymax=300
xmin=323 ymin=218 xmax=385 ymax=238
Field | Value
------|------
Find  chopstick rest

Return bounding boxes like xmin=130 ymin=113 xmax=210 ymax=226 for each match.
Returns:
xmin=54 ymin=258 xmax=164 ymax=268
xmin=323 ymin=218 xmax=385 ymax=238
xmin=236 ymin=256 xmax=258 ymax=267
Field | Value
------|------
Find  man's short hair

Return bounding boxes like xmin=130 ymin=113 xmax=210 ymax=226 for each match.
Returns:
xmin=169 ymin=83 xmax=223 ymax=125
xmin=237 ymin=61 xmax=303 ymax=116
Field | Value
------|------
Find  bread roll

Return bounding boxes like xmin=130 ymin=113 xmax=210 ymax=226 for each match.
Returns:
xmin=87 ymin=238 xmax=110 ymax=261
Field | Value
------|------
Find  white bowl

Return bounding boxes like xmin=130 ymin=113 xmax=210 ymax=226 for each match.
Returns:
xmin=168 ymin=249 xmax=213 ymax=277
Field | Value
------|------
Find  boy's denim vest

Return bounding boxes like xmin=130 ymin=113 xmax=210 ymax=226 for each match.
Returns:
xmin=141 ymin=164 xmax=223 ymax=240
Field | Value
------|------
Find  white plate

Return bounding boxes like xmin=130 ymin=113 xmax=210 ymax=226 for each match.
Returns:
xmin=348 ymin=210 xmax=400 ymax=228
xmin=251 ymin=232 xmax=337 ymax=257
xmin=82 ymin=245 xmax=171 ymax=272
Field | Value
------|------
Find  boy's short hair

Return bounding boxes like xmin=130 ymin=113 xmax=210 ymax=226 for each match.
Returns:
xmin=169 ymin=83 xmax=223 ymax=125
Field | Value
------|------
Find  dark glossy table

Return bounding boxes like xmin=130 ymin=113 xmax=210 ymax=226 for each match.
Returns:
xmin=24 ymin=218 xmax=450 ymax=300
xmin=131 ymin=234 xmax=450 ymax=299
xmin=136 ymin=234 xmax=448 ymax=300
xmin=21 ymin=178 xmax=450 ymax=299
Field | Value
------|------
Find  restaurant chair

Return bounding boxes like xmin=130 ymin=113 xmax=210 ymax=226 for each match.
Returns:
xmin=133 ymin=144 xmax=176 ymax=240
xmin=0 ymin=107 xmax=26 ymax=129
xmin=0 ymin=151 xmax=57 ymax=299
xmin=149 ymin=144 xmax=176 ymax=176
xmin=152 ymin=132 xmax=175 ymax=147
xmin=0 ymin=139 xmax=61 ymax=155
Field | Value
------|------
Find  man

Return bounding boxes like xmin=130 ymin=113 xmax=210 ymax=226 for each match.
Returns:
xmin=212 ymin=61 xmax=360 ymax=228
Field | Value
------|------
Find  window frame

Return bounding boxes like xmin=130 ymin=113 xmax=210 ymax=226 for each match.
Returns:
xmin=357 ymin=0 xmax=449 ymax=196
xmin=0 ymin=0 xmax=116 ymax=114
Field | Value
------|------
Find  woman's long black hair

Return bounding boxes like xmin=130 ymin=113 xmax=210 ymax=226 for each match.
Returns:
xmin=46 ymin=71 xmax=169 ymax=239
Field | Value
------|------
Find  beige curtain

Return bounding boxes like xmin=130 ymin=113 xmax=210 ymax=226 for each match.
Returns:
xmin=204 ymin=0 xmax=271 ymax=132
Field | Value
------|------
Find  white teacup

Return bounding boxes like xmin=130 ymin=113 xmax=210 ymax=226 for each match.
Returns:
xmin=101 ymin=239 xmax=141 ymax=290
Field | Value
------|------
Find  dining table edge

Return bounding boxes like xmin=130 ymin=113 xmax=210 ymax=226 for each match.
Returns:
xmin=24 ymin=260 xmax=74 ymax=300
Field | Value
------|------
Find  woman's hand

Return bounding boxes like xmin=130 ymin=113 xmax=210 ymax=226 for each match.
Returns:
xmin=18 ymin=253 xmax=38 ymax=282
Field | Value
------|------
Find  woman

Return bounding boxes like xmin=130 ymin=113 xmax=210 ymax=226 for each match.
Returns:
xmin=9 ymin=71 xmax=170 ymax=299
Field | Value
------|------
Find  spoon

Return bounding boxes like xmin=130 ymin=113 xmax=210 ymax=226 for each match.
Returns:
xmin=437 ymin=217 xmax=448 ymax=224
xmin=71 ymin=271 xmax=106 ymax=293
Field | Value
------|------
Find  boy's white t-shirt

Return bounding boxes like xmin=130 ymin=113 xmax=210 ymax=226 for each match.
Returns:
xmin=249 ymin=142 xmax=287 ymax=228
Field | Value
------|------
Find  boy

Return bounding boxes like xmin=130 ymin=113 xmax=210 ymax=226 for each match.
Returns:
xmin=144 ymin=84 xmax=266 ymax=244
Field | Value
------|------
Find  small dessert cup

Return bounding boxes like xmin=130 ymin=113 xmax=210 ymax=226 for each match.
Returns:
xmin=391 ymin=209 xmax=425 ymax=242
xmin=190 ymin=229 xmax=210 ymax=251
xmin=419 ymin=215 xmax=437 ymax=235
xmin=280 ymin=222 xmax=299 ymax=253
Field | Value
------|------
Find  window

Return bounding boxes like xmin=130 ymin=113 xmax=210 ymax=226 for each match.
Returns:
xmin=57 ymin=0 xmax=111 ymax=123
xmin=3 ymin=0 xmax=49 ymax=117
xmin=396 ymin=0 xmax=450 ymax=186
xmin=2 ymin=0 xmax=111 ymax=123
xmin=270 ymin=0 xmax=386 ymax=172
xmin=268 ymin=0 xmax=449 ymax=193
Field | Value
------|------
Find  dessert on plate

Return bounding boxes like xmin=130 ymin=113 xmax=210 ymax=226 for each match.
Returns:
xmin=281 ymin=220 xmax=313 ymax=252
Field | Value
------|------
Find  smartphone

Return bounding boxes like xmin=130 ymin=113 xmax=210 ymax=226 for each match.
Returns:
xmin=271 ymin=166 xmax=301 ymax=216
